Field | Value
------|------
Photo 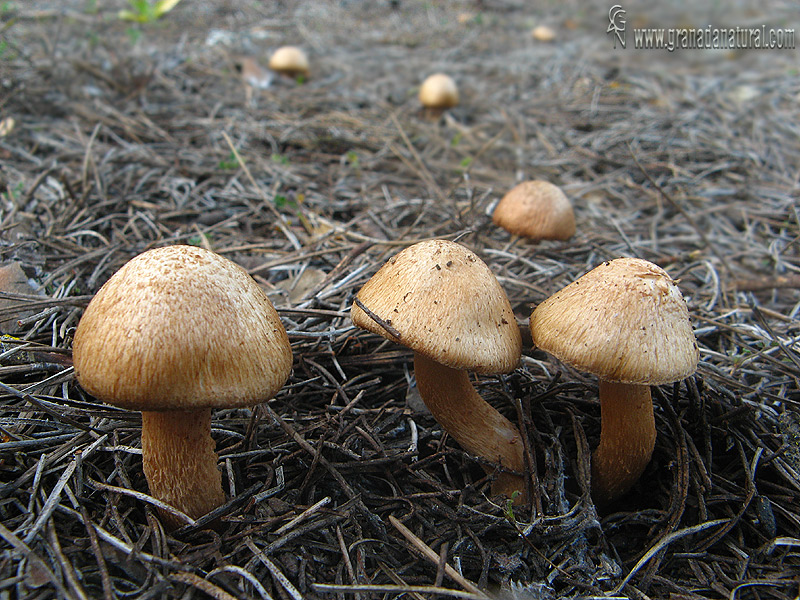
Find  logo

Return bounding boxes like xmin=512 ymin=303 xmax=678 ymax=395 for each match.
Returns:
xmin=608 ymin=5 xmax=627 ymax=49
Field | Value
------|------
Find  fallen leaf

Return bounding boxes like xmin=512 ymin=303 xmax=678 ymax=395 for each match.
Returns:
xmin=0 ymin=262 xmax=39 ymax=334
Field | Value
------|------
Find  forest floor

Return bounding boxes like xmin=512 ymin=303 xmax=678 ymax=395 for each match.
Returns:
xmin=1 ymin=1 xmax=799 ymax=599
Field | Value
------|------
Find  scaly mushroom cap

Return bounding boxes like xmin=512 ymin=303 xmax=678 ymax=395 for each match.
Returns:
xmin=492 ymin=180 xmax=575 ymax=240
xmin=268 ymin=46 xmax=309 ymax=76
xmin=529 ymin=257 xmax=698 ymax=384
xmin=419 ymin=73 xmax=459 ymax=109
xmin=351 ymin=239 xmax=521 ymax=374
xmin=73 ymin=245 xmax=292 ymax=411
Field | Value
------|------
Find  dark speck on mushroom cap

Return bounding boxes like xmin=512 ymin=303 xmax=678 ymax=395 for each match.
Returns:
xmin=529 ymin=257 xmax=699 ymax=384
xmin=351 ymin=239 xmax=521 ymax=374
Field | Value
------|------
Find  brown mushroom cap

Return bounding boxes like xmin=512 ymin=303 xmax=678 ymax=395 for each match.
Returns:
xmin=351 ymin=239 xmax=520 ymax=374
xmin=73 ymin=245 xmax=293 ymax=411
xmin=492 ymin=180 xmax=576 ymax=241
xmin=529 ymin=257 xmax=698 ymax=384
xmin=419 ymin=73 xmax=459 ymax=110
xmin=268 ymin=46 xmax=309 ymax=76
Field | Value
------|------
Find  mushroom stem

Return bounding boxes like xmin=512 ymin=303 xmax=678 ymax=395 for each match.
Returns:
xmin=141 ymin=409 xmax=224 ymax=529
xmin=413 ymin=352 xmax=527 ymax=502
xmin=591 ymin=380 xmax=656 ymax=506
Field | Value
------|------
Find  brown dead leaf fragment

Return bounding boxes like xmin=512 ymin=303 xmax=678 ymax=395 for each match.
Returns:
xmin=0 ymin=262 xmax=38 ymax=333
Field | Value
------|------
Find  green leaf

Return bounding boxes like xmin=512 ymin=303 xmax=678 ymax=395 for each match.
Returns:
xmin=153 ymin=0 xmax=182 ymax=18
xmin=273 ymin=194 xmax=298 ymax=211
xmin=187 ymin=234 xmax=207 ymax=246
xmin=218 ymin=151 xmax=240 ymax=170
xmin=119 ymin=0 xmax=180 ymax=22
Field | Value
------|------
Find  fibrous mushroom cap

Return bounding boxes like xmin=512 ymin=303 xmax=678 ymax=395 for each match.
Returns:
xmin=268 ymin=46 xmax=309 ymax=76
xmin=419 ymin=73 xmax=459 ymax=109
xmin=73 ymin=245 xmax=292 ymax=411
xmin=529 ymin=257 xmax=698 ymax=384
xmin=492 ymin=180 xmax=575 ymax=240
xmin=351 ymin=239 xmax=521 ymax=374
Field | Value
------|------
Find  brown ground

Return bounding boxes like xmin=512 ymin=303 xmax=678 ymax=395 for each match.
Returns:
xmin=1 ymin=1 xmax=799 ymax=599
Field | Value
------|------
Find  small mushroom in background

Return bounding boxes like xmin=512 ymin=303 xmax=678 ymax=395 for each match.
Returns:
xmin=529 ymin=257 xmax=699 ymax=507
xmin=492 ymin=180 xmax=576 ymax=241
xmin=531 ymin=24 xmax=557 ymax=42
xmin=351 ymin=239 xmax=527 ymax=502
xmin=268 ymin=45 xmax=310 ymax=79
xmin=419 ymin=73 xmax=459 ymax=118
xmin=72 ymin=245 xmax=293 ymax=529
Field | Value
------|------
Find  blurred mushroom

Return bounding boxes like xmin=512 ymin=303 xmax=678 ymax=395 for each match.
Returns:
xmin=351 ymin=240 xmax=526 ymax=501
xmin=73 ymin=245 xmax=292 ymax=528
xmin=419 ymin=73 xmax=459 ymax=118
xmin=268 ymin=46 xmax=309 ymax=79
xmin=531 ymin=25 xmax=556 ymax=42
xmin=529 ymin=257 xmax=698 ymax=506
xmin=492 ymin=180 xmax=575 ymax=241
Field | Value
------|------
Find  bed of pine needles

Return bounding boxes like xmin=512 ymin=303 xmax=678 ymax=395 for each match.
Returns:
xmin=1 ymin=1 xmax=799 ymax=599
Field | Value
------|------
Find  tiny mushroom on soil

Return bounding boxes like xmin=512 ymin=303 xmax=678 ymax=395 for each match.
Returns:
xmin=72 ymin=245 xmax=293 ymax=529
xmin=529 ymin=257 xmax=698 ymax=506
xmin=351 ymin=239 xmax=527 ymax=502
xmin=531 ymin=24 xmax=557 ymax=42
xmin=268 ymin=45 xmax=310 ymax=78
xmin=492 ymin=180 xmax=576 ymax=241
xmin=419 ymin=73 xmax=459 ymax=113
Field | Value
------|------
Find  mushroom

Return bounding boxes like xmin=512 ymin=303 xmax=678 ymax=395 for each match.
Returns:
xmin=268 ymin=45 xmax=309 ymax=79
xmin=419 ymin=73 xmax=459 ymax=116
xmin=529 ymin=257 xmax=698 ymax=506
xmin=492 ymin=180 xmax=575 ymax=241
xmin=531 ymin=24 xmax=557 ymax=42
xmin=351 ymin=240 xmax=526 ymax=501
xmin=72 ymin=245 xmax=293 ymax=528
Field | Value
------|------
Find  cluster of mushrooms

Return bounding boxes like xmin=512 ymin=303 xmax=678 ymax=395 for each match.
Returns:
xmin=73 ymin=235 xmax=697 ymax=529
xmin=351 ymin=241 xmax=699 ymax=508
xmin=72 ymin=45 xmax=697 ymax=529
xmin=262 ymin=46 xmax=461 ymax=120
xmin=267 ymin=46 xmax=579 ymax=244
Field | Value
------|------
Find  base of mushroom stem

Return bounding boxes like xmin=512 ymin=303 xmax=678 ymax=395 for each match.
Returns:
xmin=141 ymin=409 xmax=226 ymax=530
xmin=590 ymin=381 xmax=656 ymax=508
